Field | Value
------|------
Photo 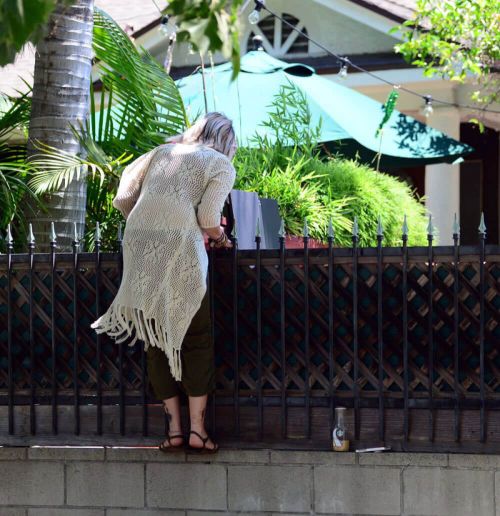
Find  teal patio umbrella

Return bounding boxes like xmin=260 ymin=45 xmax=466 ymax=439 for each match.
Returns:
xmin=176 ymin=51 xmax=472 ymax=168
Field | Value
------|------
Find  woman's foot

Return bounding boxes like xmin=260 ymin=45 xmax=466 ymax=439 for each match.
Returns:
xmin=188 ymin=429 xmax=218 ymax=452
xmin=159 ymin=431 xmax=184 ymax=452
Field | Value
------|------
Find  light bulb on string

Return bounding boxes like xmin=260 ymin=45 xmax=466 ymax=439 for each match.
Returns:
xmin=248 ymin=0 xmax=264 ymax=25
xmin=338 ymin=58 xmax=349 ymax=79
xmin=159 ymin=15 xmax=178 ymax=38
xmin=421 ymin=95 xmax=434 ymax=117
xmin=159 ymin=15 xmax=170 ymax=35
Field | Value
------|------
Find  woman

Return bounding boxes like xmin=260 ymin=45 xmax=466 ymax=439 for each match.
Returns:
xmin=91 ymin=112 xmax=237 ymax=454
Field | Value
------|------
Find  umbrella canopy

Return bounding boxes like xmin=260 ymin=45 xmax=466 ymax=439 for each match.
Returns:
xmin=176 ymin=51 xmax=473 ymax=168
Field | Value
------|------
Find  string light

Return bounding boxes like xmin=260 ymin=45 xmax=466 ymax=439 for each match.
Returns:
xmin=248 ymin=0 xmax=500 ymax=115
xmin=159 ymin=15 xmax=169 ymax=34
xmin=159 ymin=14 xmax=178 ymax=37
xmin=338 ymin=58 xmax=349 ymax=79
xmin=248 ymin=0 xmax=264 ymax=25
xmin=421 ymin=95 xmax=434 ymax=117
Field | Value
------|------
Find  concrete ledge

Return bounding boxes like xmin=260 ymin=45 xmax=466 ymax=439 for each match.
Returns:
xmin=448 ymin=453 xmax=500 ymax=469
xmin=0 ymin=446 xmax=499 ymax=515
xmin=0 ymin=446 xmax=27 ymax=460
xmin=270 ymin=450 xmax=356 ymax=465
xmin=106 ymin=446 xmax=185 ymax=462
xmin=187 ymin=448 xmax=270 ymax=464
xmin=28 ymin=446 xmax=105 ymax=461
xmin=358 ymin=451 xmax=448 ymax=467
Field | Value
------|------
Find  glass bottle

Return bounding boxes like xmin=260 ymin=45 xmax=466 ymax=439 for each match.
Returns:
xmin=332 ymin=407 xmax=349 ymax=452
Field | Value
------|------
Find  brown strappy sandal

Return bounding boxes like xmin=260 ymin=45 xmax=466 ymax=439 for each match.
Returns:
xmin=158 ymin=432 xmax=185 ymax=453
xmin=187 ymin=430 xmax=219 ymax=454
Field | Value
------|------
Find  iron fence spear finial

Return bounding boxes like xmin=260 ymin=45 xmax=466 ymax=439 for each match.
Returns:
xmin=478 ymin=212 xmax=487 ymax=235
xmin=6 ymin=223 xmax=13 ymax=245
xmin=231 ymin=219 xmax=238 ymax=240
xmin=427 ymin=215 xmax=434 ymax=240
xmin=402 ymin=214 xmax=408 ymax=239
xmin=377 ymin=215 xmax=383 ymax=237
xmin=453 ymin=213 xmax=460 ymax=238
xmin=278 ymin=218 xmax=285 ymax=238
xmin=255 ymin=215 xmax=261 ymax=238
xmin=328 ymin=217 xmax=334 ymax=239
xmin=352 ymin=216 xmax=359 ymax=238
xmin=49 ymin=222 xmax=57 ymax=244
xmin=95 ymin=222 xmax=101 ymax=244
xmin=72 ymin=222 xmax=79 ymax=244
xmin=28 ymin=223 xmax=35 ymax=245
xmin=303 ymin=217 xmax=309 ymax=238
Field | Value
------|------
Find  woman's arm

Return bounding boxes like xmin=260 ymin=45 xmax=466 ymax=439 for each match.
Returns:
xmin=113 ymin=149 xmax=157 ymax=219
xmin=197 ymin=161 xmax=236 ymax=244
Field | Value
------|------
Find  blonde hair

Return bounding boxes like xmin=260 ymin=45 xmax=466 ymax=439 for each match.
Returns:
xmin=167 ymin=112 xmax=237 ymax=158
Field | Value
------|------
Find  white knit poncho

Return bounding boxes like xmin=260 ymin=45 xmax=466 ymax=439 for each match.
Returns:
xmin=91 ymin=143 xmax=236 ymax=381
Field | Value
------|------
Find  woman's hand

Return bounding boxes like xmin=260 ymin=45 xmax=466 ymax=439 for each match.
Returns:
xmin=203 ymin=226 xmax=232 ymax=249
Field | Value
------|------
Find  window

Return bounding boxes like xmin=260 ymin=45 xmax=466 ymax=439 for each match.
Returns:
xmin=248 ymin=13 xmax=308 ymax=56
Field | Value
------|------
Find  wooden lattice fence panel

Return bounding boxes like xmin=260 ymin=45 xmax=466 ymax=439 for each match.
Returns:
xmin=1 ymin=246 xmax=499 ymax=450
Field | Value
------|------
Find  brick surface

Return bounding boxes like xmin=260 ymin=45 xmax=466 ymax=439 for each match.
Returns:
xmin=28 ymin=446 xmax=105 ymax=461
xmin=270 ymin=450 xmax=355 ymax=465
xmin=105 ymin=446 xmax=185 ymax=462
xmin=315 ymin=465 xmax=400 ymax=515
xmin=0 ymin=461 xmax=64 ymax=506
xmin=66 ymin=462 xmax=144 ymax=507
xmin=358 ymin=452 xmax=447 ymax=467
xmin=27 ymin=510 xmax=104 ymax=516
xmin=147 ymin=463 xmax=226 ymax=510
xmin=404 ymin=467 xmax=494 ymax=516
xmin=228 ymin=465 xmax=311 ymax=513
xmin=187 ymin=449 xmax=270 ymax=464
xmin=0 ymin=446 xmax=27 ymax=460
xmin=449 ymin=454 xmax=500 ymax=470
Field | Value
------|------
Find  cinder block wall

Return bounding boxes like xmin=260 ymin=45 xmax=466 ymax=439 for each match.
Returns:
xmin=0 ymin=446 xmax=498 ymax=515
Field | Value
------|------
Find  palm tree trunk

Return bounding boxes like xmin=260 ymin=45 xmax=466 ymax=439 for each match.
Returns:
xmin=27 ymin=0 xmax=94 ymax=251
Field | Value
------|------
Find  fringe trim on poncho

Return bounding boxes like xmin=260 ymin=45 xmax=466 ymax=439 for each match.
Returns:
xmin=90 ymin=304 xmax=182 ymax=381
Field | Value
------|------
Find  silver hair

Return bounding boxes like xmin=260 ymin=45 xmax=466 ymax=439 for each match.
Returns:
xmin=167 ymin=112 xmax=237 ymax=158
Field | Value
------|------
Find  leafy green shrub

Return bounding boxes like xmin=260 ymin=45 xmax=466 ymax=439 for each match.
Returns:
xmin=313 ymin=158 xmax=430 ymax=246
xmin=234 ymin=82 xmax=430 ymax=247
xmin=234 ymin=147 xmax=351 ymax=240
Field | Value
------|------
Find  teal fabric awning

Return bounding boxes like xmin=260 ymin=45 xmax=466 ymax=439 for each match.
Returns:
xmin=176 ymin=51 xmax=473 ymax=168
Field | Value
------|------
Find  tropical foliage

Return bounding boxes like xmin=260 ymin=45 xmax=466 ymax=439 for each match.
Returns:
xmin=164 ymin=0 xmax=243 ymax=77
xmin=393 ymin=0 xmax=500 ymax=107
xmin=0 ymin=91 xmax=38 ymax=249
xmin=0 ymin=0 xmax=72 ymax=66
xmin=234 ymin=84 xmax=430 ymax=247
xmin=26 ymin=7 xmax=189 ymax=250
xmin=1 ymin=8 xmax=429 ymax=251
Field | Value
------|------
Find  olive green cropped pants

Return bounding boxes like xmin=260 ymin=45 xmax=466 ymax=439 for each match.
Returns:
xmin=146 ymin=288 xmax=215 ymax=399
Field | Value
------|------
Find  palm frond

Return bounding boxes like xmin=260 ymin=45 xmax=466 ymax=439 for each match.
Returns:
xmin=92 ymin=8 xmax=188 ymax=156
xmin=0 ymin=89 xmax=32 ymax=141
xmin=0 ymin=148 xmax=38 ymax=228
xmin=28 ymin=139 xmax=130 ymax=194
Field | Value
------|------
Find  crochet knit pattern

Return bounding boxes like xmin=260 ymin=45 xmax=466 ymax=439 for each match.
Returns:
xmin=91 ymin=143 xmax=236 ymax=380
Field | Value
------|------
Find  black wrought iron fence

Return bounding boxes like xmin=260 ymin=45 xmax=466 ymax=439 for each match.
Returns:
xmin=1 ymin=217 xmax=499 ymax=452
